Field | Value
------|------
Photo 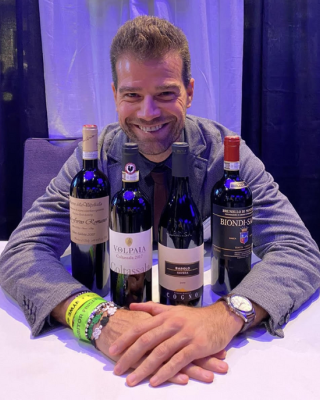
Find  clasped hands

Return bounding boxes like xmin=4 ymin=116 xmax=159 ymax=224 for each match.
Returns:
xmin=97 ymin=301 xmax=241 ymax=387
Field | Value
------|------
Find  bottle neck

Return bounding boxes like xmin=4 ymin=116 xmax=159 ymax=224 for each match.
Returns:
xmin=122 ymin=170 xmax=140 ymax=190
xmin=223 ymin=160 xmax=240 ymax=178
xmin=83 ymin=158 xmax=98 ymax=169
xmin=169 ymin=176 xmax=191 ymax=197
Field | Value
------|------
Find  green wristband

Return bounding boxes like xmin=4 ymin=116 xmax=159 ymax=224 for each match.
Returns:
xmin=73 ymin=298 xmax=105 ymax=341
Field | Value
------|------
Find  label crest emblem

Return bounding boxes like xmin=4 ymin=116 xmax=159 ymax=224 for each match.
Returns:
xmin=240 ymin=228 xmax=248 ymax=244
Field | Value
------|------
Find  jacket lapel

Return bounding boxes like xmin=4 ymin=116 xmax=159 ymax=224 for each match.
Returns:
xmin=184 ymin=117 xmax=208 ymax=206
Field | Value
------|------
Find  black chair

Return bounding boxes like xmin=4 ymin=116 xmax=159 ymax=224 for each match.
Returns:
xmin=22 ymin=138 xmax=81 ymax=217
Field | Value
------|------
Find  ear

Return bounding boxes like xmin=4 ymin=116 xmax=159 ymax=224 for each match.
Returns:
xmin=111 ymin=82 xmax=118 ymax=111
xmin=186 ymin=78 xmax=194 ymax=108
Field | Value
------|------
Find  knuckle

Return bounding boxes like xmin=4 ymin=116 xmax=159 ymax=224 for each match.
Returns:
xmin=173 ymin=351 xmax=186 ymax=365
xmin=168 ymin=316 xmax=184 ymax=331
xmin=132 ymin=324 xmax=143 ymax=336
xmin=138 ymin=331 xmax=153 ymax=347
xmin=154 ymin=342 xmax=169 ymax=359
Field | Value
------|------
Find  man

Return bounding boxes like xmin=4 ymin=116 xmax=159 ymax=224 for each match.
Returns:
xmin=0 ymin=16 xmax=320 ymax=388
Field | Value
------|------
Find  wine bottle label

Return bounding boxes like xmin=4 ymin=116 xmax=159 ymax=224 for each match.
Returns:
xmin=158 ymin=242 xmax=204 ymax=301
xmin=109 ymin=228 xmax=152 ymax=274
xmin=211 ymin=204 xmax=253 ymax=259
xmin=70 ymin=196 xmax=109 ymax=245
xmin=122 ymin=163 xmax=139 ymax=182
xmin=224 ymin=161 xmax=240 ymax=171
xmin=229 ymin=181 xmax=247 ymax=189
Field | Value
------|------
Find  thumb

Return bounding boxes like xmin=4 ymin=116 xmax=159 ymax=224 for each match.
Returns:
xmin=129 ymin=301 xmax=173 ymax=315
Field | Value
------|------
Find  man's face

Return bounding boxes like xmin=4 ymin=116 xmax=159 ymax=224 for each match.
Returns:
xmin=112 ymin=52 xmax=194 ymax=162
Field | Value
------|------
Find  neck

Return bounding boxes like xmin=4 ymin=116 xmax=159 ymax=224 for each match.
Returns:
xmin=141 ymin=147 xmax=172 ymax=163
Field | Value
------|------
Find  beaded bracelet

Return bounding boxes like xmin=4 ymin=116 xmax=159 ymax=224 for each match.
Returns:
xmin=65 ymin=292 xmax=99 ymax=328
xmin=72 ymin=297 xmax=106 ymax=341
xmin=86 ymin=301 xmax=117 ymax=341
xmin=90 ymin=316 xmax=110 ymax=348
xmin=85 ymin=302 xmax=109 ymax=340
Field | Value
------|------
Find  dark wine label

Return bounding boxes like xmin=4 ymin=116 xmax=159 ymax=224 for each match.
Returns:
xmin=165 ymin=261 xmax=199 ymax=277
xmin=160 ymin=285 xmax=203 ymax=302
xmin=211 ymin=205 xmax=253 ymax=259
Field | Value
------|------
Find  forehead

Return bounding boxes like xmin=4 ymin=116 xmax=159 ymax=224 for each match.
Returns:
xmin=115 ymin=52 xmax=184 ymax=88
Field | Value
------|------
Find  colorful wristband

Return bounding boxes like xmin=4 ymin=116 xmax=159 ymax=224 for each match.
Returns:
xmin=65 ymin=292 xmax=99 ymax=328
xmin=72 ymin=298 xmax=106 ymax=341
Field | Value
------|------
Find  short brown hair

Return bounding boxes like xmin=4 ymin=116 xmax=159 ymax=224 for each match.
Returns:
xmin=110 ymin=16 xmax=191 ymax=89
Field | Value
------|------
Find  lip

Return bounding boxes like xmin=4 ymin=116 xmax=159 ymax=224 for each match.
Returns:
xmin=133 ymin=122 xmax=169 ymax=134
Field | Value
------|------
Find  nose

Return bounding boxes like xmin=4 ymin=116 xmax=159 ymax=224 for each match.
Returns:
xmin=136 ymin=96 xmax=161 ymax=121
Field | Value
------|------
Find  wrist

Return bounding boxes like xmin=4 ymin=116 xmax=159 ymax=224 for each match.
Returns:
xmin=51 ymin=292 xmax=86 ymax=326
xmin=211 ymin=300 xmax=244 ymax=338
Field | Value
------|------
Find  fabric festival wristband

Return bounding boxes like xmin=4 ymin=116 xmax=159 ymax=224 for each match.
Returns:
xmin=73 ymin=298 xmax=106 ymax=341
xmin=65 ymin=292 xmax=100 ymax=328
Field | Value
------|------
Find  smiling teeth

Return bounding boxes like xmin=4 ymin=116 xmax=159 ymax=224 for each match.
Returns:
xmin=139 ymin=125 xmax=163 ymax=132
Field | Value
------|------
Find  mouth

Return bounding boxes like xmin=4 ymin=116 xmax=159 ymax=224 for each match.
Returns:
xmin=134 ymin=123 xmax=169 ymax=133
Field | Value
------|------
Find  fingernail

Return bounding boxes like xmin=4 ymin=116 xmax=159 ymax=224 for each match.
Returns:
xmin=178 ymin=375 xmax=188 ymax=384
xmin=127 ymin=373 xmax=137 ymax=386
xmin=109 ymin=344 xmax=118 ymax=355
xmin=204 ymin=372 xmax=214 ymax=380
xmin=219 ymin=362 xmax=228 ymax=372
xmin=114 ymin=363 xmax=121 ymax=375
xmin=150 ymin=376 xmax=159 ymax=386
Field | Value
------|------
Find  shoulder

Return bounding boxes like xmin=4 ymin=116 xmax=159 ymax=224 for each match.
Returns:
xmin=186 ymin=114 xmax=236 ymax=143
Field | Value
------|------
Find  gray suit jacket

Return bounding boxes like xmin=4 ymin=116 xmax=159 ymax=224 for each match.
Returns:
xmin=0 ymin=115 xmax=319 ymax=337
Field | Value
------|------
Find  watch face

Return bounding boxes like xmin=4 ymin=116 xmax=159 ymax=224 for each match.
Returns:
xmin=230 ymin=295 xmax=252 ymax=312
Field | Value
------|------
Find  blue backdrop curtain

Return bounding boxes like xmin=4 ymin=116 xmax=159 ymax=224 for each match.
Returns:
xmin=0 ymin=0 xmax=48 ymax=240
xmin=241 ymin=0 xmax=320 ymax=247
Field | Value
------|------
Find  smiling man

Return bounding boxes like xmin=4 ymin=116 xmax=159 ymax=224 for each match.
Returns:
xmin=111 ymin=52 xmax=193 ymax=162
xmin=0 ymin=15 xmax=319 ymax=388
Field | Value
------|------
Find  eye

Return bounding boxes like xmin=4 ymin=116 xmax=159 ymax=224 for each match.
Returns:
xmin=157 ymin=91 xmax=176 ymax=100
xmin=124 ymin=93 xmax=140 ymax=100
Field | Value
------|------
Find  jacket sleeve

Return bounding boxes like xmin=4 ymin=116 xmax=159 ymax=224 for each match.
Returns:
xmin=0 ymin=143 xmax=88 ymax=336
xmin=234 ymin=141 xmax=320 ymax=337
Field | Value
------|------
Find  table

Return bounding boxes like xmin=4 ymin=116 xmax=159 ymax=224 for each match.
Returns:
xmin=0 ymin=240 xmax=319 ymax=400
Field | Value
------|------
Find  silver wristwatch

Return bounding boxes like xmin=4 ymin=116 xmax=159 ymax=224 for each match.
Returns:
xmin=220 ymin=294 xmax=256 ymax=333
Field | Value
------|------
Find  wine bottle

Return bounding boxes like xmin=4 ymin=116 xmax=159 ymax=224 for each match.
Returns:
xmin=211 ymin=135 xmax=253 ymax=294
xmin=69 ymin=125 xmax=110 ymax=297
xmin=109 ymin=143 xmax=152 ymax=307
xmin=158 ymin=142 xmax=204 ymax=307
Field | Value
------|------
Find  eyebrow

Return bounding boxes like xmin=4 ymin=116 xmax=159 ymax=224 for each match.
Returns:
xmin=155 ymin=84 xmax=181 ymax=92
xmin=118 ymin=84 xmax=181 ymax=94
xmin=118 ymin=86 xmax=142 ymax=94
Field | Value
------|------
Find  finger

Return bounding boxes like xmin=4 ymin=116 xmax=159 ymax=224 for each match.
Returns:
xmin=212 ymin=349 xmax=227 ymax=360
xmin=149 ymin=345 xmax=196 ymax=387
xmin=131 ymin=359 xmax=189 ymax=386
xmin=114 ymin=325 xmax=188 ymax=376
xmin=109 ymin=313 xmax=164 ymax=356
xmin=193 ymin=356 xmax=228 ymax=374
xmin=129 ymin=302 xmax=173 ymax=315
xmin=180 ymin=363 xmax=214 ymax=383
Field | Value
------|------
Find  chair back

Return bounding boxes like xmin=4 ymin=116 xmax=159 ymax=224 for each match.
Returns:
xmin=22 ymin=138 xmax=81 ymax=217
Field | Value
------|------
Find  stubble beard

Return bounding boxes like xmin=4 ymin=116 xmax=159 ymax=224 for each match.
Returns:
xmin=121 ymin=117 xmax=185 ymax=156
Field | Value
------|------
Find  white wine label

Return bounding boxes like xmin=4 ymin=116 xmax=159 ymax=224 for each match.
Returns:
xmin=211 ymin=205 xmax=253 ymax=259
xmin=109 ymin=228 xmax=152 ymax=274
xmin=83 ymin=150 xmax=98 ymax=160
xmin=70 ymin=196 xmax=109 ymax=245
xmin=158 ymin=242 xmax=204 ymax=293
xmin=224 ymin=161 xmax=240 ymax=171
